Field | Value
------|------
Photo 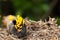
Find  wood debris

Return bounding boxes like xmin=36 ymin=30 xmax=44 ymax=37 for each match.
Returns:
xmin=0 ymin=17 xmax=60 ymax=40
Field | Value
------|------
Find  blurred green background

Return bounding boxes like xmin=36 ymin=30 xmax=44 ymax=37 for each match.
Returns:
xmin=0 ymin=0 xmax=60 ymax=25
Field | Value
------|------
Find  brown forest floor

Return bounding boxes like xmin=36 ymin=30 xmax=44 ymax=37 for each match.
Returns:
xmin=0 ymin=17 xmax=60 ymax=40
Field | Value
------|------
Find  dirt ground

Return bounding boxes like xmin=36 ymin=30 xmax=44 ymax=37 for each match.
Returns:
xmin=0 ymin=17 xmax=60 ymax=40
